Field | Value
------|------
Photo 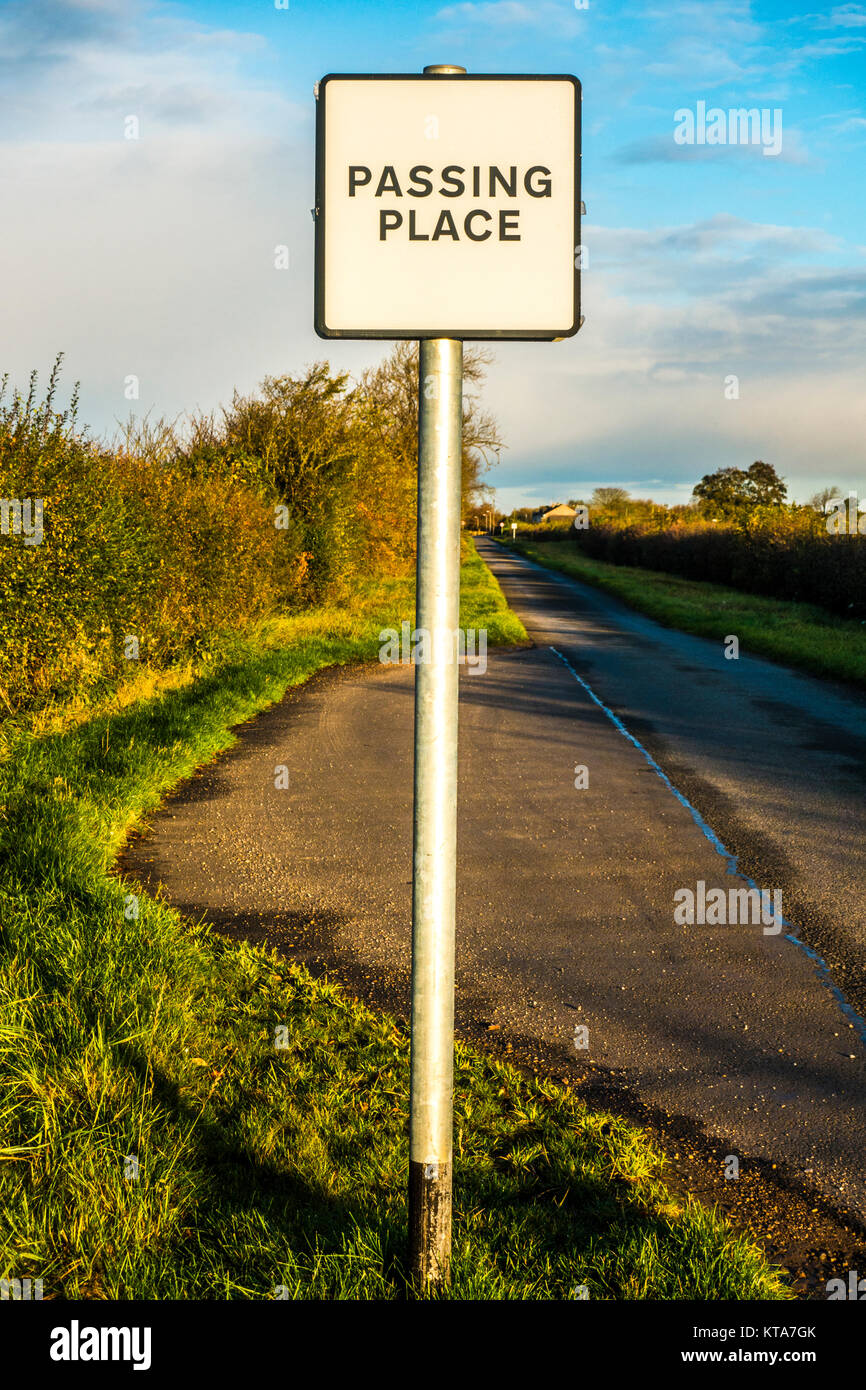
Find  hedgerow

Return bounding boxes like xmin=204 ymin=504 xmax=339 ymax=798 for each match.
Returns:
xmin=0 ymin=347 xmax=495 ymax=715
xmin=519 ymin=510 xmax=866 ymax=619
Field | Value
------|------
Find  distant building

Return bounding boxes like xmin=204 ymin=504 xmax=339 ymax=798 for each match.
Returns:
xmin=531 ymin=503 xmax=578 ymax=524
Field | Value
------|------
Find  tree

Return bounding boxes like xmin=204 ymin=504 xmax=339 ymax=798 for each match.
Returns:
xmin=591 ymin=486 xmax=630 ymax=509
xmin=692 ymin=467 xmax=748 ymax=517
xmin=207 ymin=363 xmax=368 ymax=594
xmin=166 ymin=344 xmax=503 ymax=598
xmin=808 ymin=485 xmax=842 ymax=513
xmin=745 ymin=460 xmax=786 ymax=507
xmin=692 ymin=462 xmax=786 ymax=518
xmin=357 ymin=342 xmax=502 ymax=518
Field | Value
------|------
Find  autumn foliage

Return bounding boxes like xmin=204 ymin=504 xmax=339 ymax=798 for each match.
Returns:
xmin=0 ymin=348 xmax=497 ymax=714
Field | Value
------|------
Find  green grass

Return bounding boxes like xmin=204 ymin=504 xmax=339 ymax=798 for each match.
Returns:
xmin=507 ymin=538 xmax=866 ymax=689
xmin=0 ymin=544 xmax=788 ymax=1300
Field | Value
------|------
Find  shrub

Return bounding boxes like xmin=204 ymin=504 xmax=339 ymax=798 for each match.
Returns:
xmin=542 ymin=512 xmax=866 ymax=619
xmin=0 ymin=360 xmax=299 ymax=712
xmin=1 ymin=348 xmax=498 ymax=714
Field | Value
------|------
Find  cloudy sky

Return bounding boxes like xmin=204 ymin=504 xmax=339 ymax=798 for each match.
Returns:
xmin=1 ymin=0 xmax=865 ymax=509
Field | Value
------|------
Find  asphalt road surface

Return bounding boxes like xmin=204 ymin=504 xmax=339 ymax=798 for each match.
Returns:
xmin=120 ymin=537 xmax=866 ymax=1237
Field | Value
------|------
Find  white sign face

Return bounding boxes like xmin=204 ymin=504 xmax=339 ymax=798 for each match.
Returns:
xmin=314 ymin=74 xmax=581 ymax=340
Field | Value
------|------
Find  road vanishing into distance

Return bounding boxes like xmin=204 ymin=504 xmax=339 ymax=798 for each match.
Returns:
xmin=120 ymin=537 xmax=866 ymax=1261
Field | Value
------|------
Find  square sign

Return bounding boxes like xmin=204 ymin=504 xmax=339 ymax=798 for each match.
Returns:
xmin=314 ymin=73 xmax=581 ymax=341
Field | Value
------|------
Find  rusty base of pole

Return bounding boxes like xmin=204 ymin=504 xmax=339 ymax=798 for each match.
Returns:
xmin=408 ymin=1160 xmax=452 ymax=1289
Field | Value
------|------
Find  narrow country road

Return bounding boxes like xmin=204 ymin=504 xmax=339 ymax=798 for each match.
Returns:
xmin=120 ymin=538 xmax=866 ymax=1257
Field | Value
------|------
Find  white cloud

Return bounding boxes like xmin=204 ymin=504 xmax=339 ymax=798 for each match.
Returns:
xmin=616 ymin=127 xmax=812 ymax=166
xmin=644 ymin=0 xmax=763 ymax=45
xmin=0 ymin=2 xmax=311 ymax=433
xmin=0 ymin=0 xmax=286 ymax=142
xmin=595 ymin=214 xmax=841 ymax=262
xmin=432 ymin=0 xmax=582 ymax=38
xmin=791 ymin=35 xmax=866 ymax=57
xmin=482 ymin=216 xmax=866 ymax=506
xmin=816 ymin=4 xmax=866 ymax=28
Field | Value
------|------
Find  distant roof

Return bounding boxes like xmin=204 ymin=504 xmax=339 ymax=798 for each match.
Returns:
xmin=540 ymin=503 xmax=577 ymax=518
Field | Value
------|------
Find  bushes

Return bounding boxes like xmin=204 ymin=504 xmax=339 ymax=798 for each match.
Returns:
xmin=1 ymin=349 xmax=498 ymax=716
xmin=0 ymin=362 xmax=302 ymax=713
xmin=185 ymin=365 xmax=378 ymax=601
xmin=519 ymin=513 xmax=866 ymax=620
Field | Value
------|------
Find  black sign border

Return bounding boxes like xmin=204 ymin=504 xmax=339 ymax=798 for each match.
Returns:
xmin=314 ymin=72 xmax=582 ymax=341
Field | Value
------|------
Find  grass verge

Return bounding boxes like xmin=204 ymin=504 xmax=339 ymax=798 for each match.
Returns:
xmin=0 ymin=544 xmax=787 ymax=1299
xmin=506 ymin=539 xmax=866 ymax=689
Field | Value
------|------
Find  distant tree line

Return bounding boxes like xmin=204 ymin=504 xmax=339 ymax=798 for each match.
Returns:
xmin=504 ymin=462 xmax=865 ymax=618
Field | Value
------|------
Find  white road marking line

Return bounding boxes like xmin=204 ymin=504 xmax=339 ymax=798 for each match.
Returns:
xmin=550 ymin=643 xmax=866 ymax=1048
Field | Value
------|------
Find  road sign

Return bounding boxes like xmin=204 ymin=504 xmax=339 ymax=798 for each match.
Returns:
xmin=314 ymin=72 xmax=581 ymax=340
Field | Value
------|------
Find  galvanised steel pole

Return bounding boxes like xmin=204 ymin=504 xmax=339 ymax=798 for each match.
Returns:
xmin=408 ymin=61 xmax=466 ymax=1291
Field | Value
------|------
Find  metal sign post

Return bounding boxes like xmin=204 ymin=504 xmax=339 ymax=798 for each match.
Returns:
xmin=408 ymin=62 xmax=464 ymax=1291
xmin=409 ymin=331 xmax=463 ymax=1287
xmin=314 ymin=59 xmax=581 ymax=1292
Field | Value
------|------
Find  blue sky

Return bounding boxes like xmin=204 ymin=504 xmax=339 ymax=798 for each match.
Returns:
xmin=1 ymin=0 xmax=865 ymax=507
